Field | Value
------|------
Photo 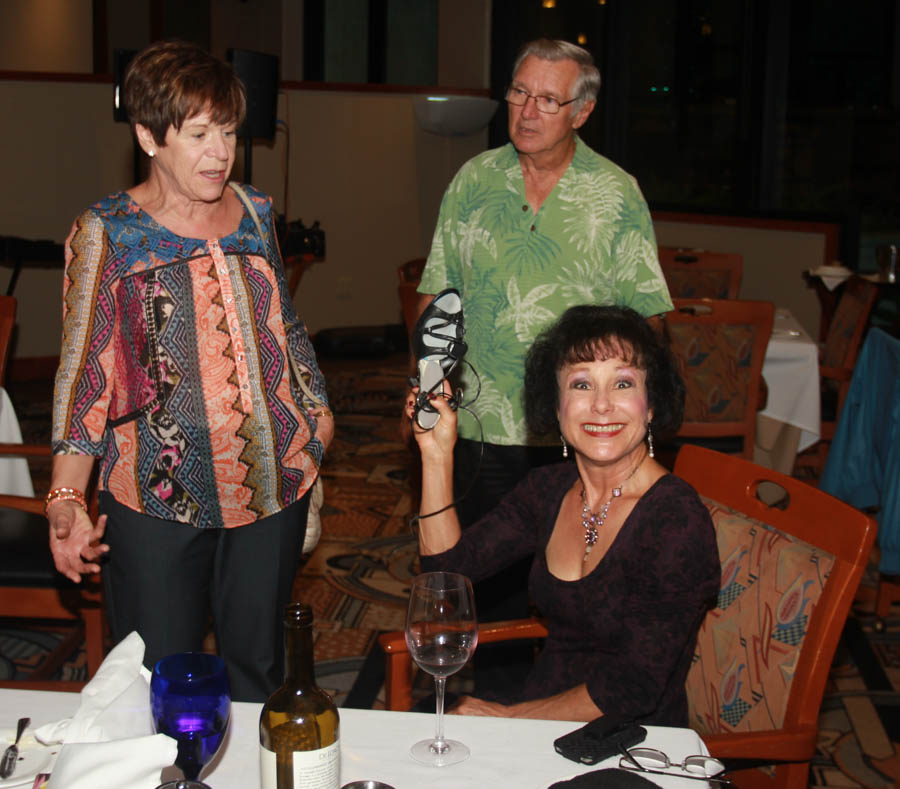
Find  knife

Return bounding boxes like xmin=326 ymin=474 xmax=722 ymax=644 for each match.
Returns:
xmin=0 ymin=717 xmax=30 ymax=779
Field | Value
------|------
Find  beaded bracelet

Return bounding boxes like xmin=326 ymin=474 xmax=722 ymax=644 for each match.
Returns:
xmin=44 ymin=486 xmax=88 ymax=516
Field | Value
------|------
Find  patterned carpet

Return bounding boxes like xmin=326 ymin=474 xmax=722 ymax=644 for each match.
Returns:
xmin=3 ymin=349 xmax=900 ymax=786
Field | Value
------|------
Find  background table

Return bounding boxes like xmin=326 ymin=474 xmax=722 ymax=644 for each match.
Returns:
xmin=754 ymin=308 xmax=820 ymax=474
xmin=0 ymin=689 xmax=714 ymax=788
xmin=0 ymin=387 xmax=34 ymax=496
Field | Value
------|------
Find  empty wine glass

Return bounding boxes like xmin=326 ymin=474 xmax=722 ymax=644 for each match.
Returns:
xmin=150 ymin=652 xmax=231 ymax=787
xmin=405 ymin=571 xmax=478 ymax=766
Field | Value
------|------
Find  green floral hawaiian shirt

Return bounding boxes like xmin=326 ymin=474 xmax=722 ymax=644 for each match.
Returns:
xmin=419 ymin=137 xmax=673 ymax=446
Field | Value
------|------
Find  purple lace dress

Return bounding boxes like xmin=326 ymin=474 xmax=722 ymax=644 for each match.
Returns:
xmin=420 ymin=463 xmax=720 ymax=725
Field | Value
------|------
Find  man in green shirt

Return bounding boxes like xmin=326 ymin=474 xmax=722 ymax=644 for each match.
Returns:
xmin=416 ymin=39 xmax=672 ymax=634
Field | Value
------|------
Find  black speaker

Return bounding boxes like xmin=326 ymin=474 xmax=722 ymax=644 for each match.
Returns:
xmin=227 ymin=49 xmax=279 ymax=141
xmin=113 ymin=48 xmax=138 ymax=123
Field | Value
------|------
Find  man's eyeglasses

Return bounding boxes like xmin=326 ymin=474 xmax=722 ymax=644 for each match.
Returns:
xmin=619 ymin=746 xmax=737 ymax=786
xmin=505 ymin=86 xmax=578 ymax=114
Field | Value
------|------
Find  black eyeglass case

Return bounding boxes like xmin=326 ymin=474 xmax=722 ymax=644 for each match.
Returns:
xmin=553 ymin=716 xmax=647 ymax=765
xmin=548 ymin=768 xmax=659 ymax=788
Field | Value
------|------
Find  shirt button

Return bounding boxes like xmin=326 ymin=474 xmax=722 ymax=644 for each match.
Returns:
xmin=226 ymin=296 xmax=233 ymax=303
xmin=522 ymin=205 xmax=528 ymax=212
xmin=531 ymin=224 xmax=536 ymax=232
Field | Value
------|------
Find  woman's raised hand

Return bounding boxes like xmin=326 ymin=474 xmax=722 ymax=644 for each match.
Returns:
xmin=406 ymin=380 xmax=457 ymax=457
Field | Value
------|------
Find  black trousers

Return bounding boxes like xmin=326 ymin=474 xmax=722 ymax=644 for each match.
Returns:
xmin=100 ymin=491 xmax=309 ymax=703
xmin=452 ymin=438 xmax=563 ymax=698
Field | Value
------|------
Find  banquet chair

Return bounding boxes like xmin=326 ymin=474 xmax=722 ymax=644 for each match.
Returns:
xmin=793 ymin=275 xmax=878 ymax=478
xmin=659 ymin=247 xmax=743 ymax=299
xmin=397 ymin=257 xmax=426 ymax=338
xmin=662 ymin=298 xmax=774 ymax=460
xmin=379 ymin=446 xmax=877 ymax=789
xmin=0 ymin=297 xmax=105 ymax=688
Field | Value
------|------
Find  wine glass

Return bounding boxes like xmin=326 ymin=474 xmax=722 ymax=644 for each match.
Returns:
xmin=150 ymin=652 xmax=231 ymax=788
xmin=405 ymin=571 xmax=478 ymax=766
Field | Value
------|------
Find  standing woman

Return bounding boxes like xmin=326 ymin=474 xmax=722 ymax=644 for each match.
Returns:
xmin=46 ymin=40 xmax=333 ymax=702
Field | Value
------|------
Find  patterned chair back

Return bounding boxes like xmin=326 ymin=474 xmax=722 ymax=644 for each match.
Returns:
xmin=675 ymin=445 xmax=876 ymax=789
xmin=686 ymin=498 xmax=835 ymax=734
xmin=819 ymin=275 xmax=878 ymax=416
xmin=665 ymin=299 xmax=774 ymax=458
xmin=659 ymin=248 xmax=743 ymax=300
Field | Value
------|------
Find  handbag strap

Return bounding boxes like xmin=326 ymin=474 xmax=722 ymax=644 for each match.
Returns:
xmin=229 ymin=182 xmax=325 ymax=409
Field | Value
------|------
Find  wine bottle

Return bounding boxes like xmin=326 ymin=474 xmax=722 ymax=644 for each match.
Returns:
xmin=259 ymin=603 xmax=340 ymax=788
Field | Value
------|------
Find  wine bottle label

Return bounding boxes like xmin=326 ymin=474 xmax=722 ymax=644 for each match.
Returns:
xmin=260 ymin=740 xmax=340 ymax=788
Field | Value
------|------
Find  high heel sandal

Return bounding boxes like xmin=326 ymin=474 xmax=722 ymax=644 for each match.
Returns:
xmin=411 ymin=288 xmax=467 ymax=429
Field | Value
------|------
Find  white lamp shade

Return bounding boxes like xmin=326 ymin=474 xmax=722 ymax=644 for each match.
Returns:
xmin=414 ymin=95 xmax=499 ymax=137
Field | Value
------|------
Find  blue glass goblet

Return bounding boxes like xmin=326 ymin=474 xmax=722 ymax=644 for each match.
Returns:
xmin=150 ymin=652 xmax=231 ymax=786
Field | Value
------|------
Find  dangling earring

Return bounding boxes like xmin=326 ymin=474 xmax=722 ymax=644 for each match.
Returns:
xmin=560 ymin=434 xmax=568 ymax=459
xmin=646 ymin=425 xmax=655 ymax=458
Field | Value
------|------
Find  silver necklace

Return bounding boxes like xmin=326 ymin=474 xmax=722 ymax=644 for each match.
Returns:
xmin=580 ymin=452 xmax=647 ymax=562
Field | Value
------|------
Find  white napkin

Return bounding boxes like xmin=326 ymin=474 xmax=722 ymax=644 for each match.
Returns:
xmin=35 ymin=631 xmax=178 ymax=789
xmin=809 ymin=263 xmax=853 ymax=291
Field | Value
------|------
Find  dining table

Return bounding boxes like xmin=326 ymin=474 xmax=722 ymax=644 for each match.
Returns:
xmin=0 ymin=687 xmax=719 ymax=788
xmin=754 ymin=308 xmax=821 ymax=475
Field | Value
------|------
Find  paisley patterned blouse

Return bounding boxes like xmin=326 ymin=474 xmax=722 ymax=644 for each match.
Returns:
xmin=52 ymin=184 xmax=329 ymax=529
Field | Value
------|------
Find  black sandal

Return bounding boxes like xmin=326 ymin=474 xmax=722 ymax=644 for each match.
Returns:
xmin=411 ymin=289 xmax=467 ymax=429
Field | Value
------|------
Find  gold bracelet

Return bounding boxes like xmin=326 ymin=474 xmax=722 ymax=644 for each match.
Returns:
xmin=45 ymin=486 xmax=88 ymax=516
xmin=307 ymin=407 xmax=333 ymax=418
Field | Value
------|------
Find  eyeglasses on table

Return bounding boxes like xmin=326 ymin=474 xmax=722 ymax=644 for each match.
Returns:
xmin=618 ymin=745 xmax=737 ymax=786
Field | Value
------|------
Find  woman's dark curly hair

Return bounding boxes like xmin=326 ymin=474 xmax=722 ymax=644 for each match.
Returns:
xmin=524 ymin=305 xmax=685 ymax=440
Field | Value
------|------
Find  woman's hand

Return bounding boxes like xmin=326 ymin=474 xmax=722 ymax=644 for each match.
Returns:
xmin=47 ymin=501 xmax=109 ymax=583
xmin=405 ymin=381 xmax=457 ymax=458
xmin=451 ymin=695 xmax=514 ymax=717
xmin=315 ymin=413 xmax=335 ymax=453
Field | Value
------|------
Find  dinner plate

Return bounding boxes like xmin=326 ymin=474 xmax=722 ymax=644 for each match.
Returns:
xmin=0 ymin=729 xmax=56 ymax=789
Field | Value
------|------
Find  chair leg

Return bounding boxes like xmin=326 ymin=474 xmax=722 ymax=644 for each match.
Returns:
xmin=876 ymin=575 xmax=900 ymax=620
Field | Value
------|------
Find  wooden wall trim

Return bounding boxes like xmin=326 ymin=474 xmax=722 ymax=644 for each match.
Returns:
xmin=0 ymin=70 xmax=489 ymax=98
xmin=651 ymin=210 xmax=842 ymax=270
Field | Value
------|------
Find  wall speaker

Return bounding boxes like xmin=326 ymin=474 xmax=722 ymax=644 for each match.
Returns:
xmin=227 ymin=49 xmax=279 ymax=141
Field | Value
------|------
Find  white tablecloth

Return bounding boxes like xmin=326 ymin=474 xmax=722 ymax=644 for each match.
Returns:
xmin=0 ymin=689 xmax=714 ymax=788
xmin=755 ymin=309 xmax=820 ymax=473
xmin=0 ymin=386 xmax=34 ymax=496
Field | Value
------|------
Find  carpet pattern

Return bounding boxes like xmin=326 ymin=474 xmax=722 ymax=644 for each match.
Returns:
xmin=3 ymin=352 xmax=900 ymax=786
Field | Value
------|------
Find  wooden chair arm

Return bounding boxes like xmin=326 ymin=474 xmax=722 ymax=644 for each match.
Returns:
xmin=0 ymin=493 xmax=44 ymax=515
xmin=0 ymin=442 xmax=51 ymax=458
xmin=379 ymin=617 xmax=548 ymax=711
xmin=702 ymin=725 xmax=816 ymax=761
xmin=818 ymin=365 xmax=852 ymax=383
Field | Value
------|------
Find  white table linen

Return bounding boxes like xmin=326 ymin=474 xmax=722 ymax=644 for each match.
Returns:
xmin=755 ymin=309 xmax=820 ymax=473
xmin=1 ymin=689 xmax=715 ymax=788
xmin=0 ymin=387 xmax=34 ymax=497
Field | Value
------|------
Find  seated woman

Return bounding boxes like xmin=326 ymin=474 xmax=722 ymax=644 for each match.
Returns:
xmin=406 ymin=304 xmax=720 ymax=724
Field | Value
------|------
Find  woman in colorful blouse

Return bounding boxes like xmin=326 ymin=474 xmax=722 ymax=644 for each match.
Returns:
xmin=46 ymin=40 xmax=332 ymax=701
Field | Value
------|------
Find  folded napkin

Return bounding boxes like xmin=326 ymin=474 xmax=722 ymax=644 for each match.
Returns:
xmin=809 ymin=264 xmax=853 ymax=291
xmin=35 ymin=631 xmax=177 ymax=789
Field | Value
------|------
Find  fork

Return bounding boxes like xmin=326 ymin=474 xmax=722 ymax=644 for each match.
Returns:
xmin=0 ymin=717 xmax=30 ymax=779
